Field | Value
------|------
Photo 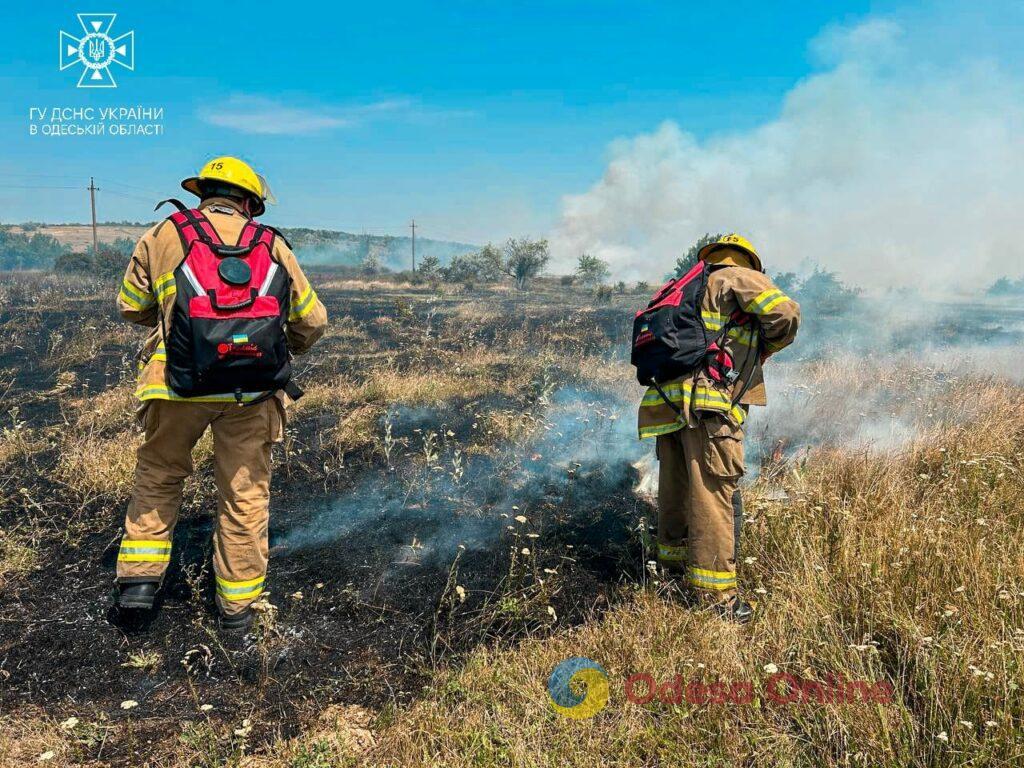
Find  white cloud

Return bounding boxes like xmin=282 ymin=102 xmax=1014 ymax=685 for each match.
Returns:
xmin=549 ymin=15 xmax=1024 ymax=294
xmin=198 ymin=95 xmax=458 ymax=136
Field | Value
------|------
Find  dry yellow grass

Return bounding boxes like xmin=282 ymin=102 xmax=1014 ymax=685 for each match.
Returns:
xmin=467 ymin=409 xmax=542 ymax=452
xmin=67 ymin=383 xmax=138 ymax=434
xmin=47 ymin=369 xmax=1012 ymax=768
xmin=3 ymin=279 xmax=1020 ymax=767
xmin=0 ymin=711 xmax=70 ymax=767
xmin=347 ymin=377 xmax=1024 ymax=767
xmin=53 ymin=389 xmax=216 ymax=501
xmin=45 ymin=321 xmax=137 ymax=371
xmin=0 ymin=421 xmax=46 ymax=470
xmin=53 ymin=431 xmax=141 ymax=499
xmin=330 ymin=404 xmax=382 ymax=456
xmin=0 ymin=529 xmax=38 ymax=589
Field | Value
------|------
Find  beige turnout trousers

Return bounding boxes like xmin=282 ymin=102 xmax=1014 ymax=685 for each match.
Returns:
xmin=655 ymin=415 xmax=745 ymax=602
xmin=117 ymin=399 xmax=283 ymax=615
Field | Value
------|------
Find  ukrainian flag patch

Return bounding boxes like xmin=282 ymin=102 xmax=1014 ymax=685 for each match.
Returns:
xmin=231 ymin=334 xmax=249 ymax=344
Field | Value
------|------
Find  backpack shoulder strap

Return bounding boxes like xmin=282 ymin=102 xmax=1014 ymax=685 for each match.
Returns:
xmin=262 ymin=224 xmax=292 ymax=250
xmin=158 ymin=202 xmax=224 ymax=250
xmin=154 ymin=198 xmax=189 ymax=214
xmin=235 ymin=220 xmax=278 ymax=254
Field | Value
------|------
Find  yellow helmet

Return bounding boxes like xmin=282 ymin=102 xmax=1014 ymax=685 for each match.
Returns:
xmin=181 ymin=156 xmax=276 ymax=216
xmin=697 ymin=233 xmax=763 ymax=272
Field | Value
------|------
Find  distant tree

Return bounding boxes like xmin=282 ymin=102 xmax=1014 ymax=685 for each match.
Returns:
xmin=559 ymin=274 xmax=575 ymax=286
xmin=443 ymin=244 xmax=503 ymax=284
xmin=93 ymin=247 xmax=127 ymax=278
xmin=615 ymin=280 xmax=626 ymax=294
xmin=575 ymin=253 xmax=611 ymax=287
xmin=54 ymin=251 xmax=94 ymax=274
xmin=634 ymin=280 xmax=651 ymax=295
xmin=987 ymin=276 xmax=1024 ymax=297
xmin=501 ymin=237 xmax=549 ymax=290
xmin=800 ymin=268 xmax=860 ymax=314
xmin=0 ymin=227 xmax=69 ymax=270
xmin=674 ymin=232 xmax=723 ymax=277
xmin=475 ymin=243 xmax=504 ymax=282
xmin=772 ymin=271 xmax=800 ymax=295
xmin=595 ymin=285 xmax=613 ymax=303
xmin=442 ymin=254 xmax=475 ymax=283
xmin=417 ymin=254 xmax=442 ymax=278
xmin=361 ymin=251 xmax=382 ymax=275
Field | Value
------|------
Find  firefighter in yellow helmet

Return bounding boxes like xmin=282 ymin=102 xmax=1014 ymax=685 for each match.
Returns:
xmin=637 ymin=234 xmax=799 ymax=622
xmin=113 ymin=157 xmax=328 ymax=632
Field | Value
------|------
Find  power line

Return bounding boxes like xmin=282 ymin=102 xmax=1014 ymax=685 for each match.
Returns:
xmin=0 ymin=172 xmax=84 ymax=182
xmin=0 ymin=175 xmax=480 ymax=245
xmin=102 ymin=189 xmax=156 ymax=204
xmin=94 ymin=177 xmax=162 ymax=198
xmin=0 ymin=184 xmax=80 ymax=190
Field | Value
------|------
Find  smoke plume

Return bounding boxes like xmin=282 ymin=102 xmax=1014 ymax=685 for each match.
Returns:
xmin=550 ymin=16 xmax=1024 ymax=294
xmin=276 ymin=388 xmax=646 ymax=568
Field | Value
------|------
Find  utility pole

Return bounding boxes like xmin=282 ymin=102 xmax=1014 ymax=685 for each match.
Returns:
xmin=88 ymin=177 xmax=99 ymax=256
xmin=410 ymin=219 xmax=416 ymax=272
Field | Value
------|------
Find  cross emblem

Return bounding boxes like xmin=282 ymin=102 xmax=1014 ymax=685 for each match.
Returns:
xmin=59 ymin=13 xmax=134 ymax=88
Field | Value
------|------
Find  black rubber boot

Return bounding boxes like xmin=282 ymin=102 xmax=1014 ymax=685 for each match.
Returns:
xmin=713 ymin=596 xmax=755 ymax=624
xmin=118 ymin=582 xmax=159 ymax=610
xmin=219 ymin=607 xmax=254 ymax=633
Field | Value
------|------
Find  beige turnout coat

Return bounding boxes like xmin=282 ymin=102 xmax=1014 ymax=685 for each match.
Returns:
xmin=637 ymin=253 xmax=800 ymax=439
xmin=116 ymin=197 xmax=327 ymax=404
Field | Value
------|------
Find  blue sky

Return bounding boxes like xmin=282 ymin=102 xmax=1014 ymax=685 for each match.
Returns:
xmin=0 ymin=1 xmax=1017 ymax=245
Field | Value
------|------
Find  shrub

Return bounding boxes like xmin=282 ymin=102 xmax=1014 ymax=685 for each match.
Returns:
xmin=575 ymin=253 xmax=611 ymax=287
xmin=501 ymin=238 xmax=549 ymax=290
xmin=0 ymin=227 xmax=69 ymax=270
xmin=674 ymin=232 xmax=723 ymax=277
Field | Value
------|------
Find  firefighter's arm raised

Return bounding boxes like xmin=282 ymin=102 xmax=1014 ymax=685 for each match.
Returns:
xmin=730 ymin=269 xmax=800 ymax=355
xmin=116 ymin=231 xmax=159 ymax=327
xmin=274 ymin=239 xmax=328 ymax=354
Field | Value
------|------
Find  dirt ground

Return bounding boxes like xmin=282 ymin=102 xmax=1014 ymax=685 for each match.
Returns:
xmin=0 ymin=274 xmax=650 ymax=765
xmin=2 ymin=272 xmax=1022 ymax=767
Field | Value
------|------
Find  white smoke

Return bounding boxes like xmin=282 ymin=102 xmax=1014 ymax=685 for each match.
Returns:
xmin=549 ymin=17 xmax=1024 ymax=294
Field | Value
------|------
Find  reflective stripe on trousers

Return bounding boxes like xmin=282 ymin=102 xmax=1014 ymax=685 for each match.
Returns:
xmin=118 ymin=539 xmax=171 ymax=563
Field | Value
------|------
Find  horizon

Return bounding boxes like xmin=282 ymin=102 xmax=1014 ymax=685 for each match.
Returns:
xmin=2 ymin=1 xmax=1022 ymax=286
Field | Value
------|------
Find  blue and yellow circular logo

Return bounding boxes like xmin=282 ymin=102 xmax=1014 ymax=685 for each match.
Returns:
xmin=547 ymin=657 xmax=609 ymax=719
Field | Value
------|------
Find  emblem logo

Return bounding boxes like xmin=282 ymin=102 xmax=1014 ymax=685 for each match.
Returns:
xmin=547 ymin=657 xmax=609 ymax=719
xmin=59 ymin=14 xmax=134 ymax=88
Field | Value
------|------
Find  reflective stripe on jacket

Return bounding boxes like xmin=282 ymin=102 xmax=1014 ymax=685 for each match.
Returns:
xmin=116 ymin=198 xmax=328 ymax=403
xmin=638 ymin=263 xmax=799 ymax=440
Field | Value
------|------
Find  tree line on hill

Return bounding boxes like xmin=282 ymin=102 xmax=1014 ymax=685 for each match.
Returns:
xmin=0 ymin=224 xmax=1020 ymax=303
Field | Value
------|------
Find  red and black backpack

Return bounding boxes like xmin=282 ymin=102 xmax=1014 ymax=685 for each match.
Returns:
xmin=631 ymin=260 xmax=758 ymax=393
xmin=157 ymin=200 xmax=292 ymax=400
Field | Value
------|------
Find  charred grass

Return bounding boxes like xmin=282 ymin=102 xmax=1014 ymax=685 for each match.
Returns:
xmin=0 ymin=274 xmax=636 ymax=766
xmin=0 ymin=273 xmax=1021 ymax=767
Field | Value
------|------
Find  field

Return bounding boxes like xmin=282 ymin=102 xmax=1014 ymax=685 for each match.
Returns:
xmin=0 ymin=271 xmax=1022 ymax=767
xmin=4 ymin=225 xmax=150 ymax=252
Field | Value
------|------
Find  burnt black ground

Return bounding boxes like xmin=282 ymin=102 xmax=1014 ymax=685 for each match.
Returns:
xmin=0 ymin=277 xmax=647 ymax=763
xmin=3 ymin=274 xmax=1021 ymax=764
